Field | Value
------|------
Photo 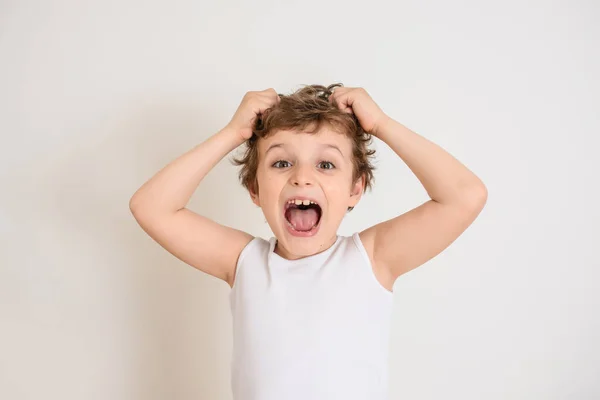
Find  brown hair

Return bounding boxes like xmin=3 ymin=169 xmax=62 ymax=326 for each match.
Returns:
xmin=230 ymin=83 xmax=377 ymax=212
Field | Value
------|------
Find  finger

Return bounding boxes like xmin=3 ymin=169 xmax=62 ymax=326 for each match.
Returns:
xmin=329 ymin=91 xmax=338 ymax=104
xmin=332 ymin=93 xmax=354 ymax=114
xmin=268 ymin=88 xmax=281 ymax=102
xmin=329 ymin=90 xmax=346 ymax=108
xmin=256 ymin=88 xmax=278 ymax=100
xmin=256 ymin=91 xmax=280 ymax=106
xmin=329 ymin=86 xmax=348 ymax=103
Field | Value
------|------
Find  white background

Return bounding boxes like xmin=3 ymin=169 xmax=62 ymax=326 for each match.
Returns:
xmin=1 ymin=0 xmax=598 ymax=399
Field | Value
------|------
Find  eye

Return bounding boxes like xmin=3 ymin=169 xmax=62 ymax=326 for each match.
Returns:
xmin=319 ymin=161 xmax=335 ymax=170
xmin=272 ymin=160 xmax=291 ymax=168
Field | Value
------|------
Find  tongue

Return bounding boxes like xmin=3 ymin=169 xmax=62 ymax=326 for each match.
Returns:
xmin=287 ymin=208 xmax=319 ymax=231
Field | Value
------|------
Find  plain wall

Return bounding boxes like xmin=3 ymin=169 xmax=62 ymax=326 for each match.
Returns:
xmin=1 ymin=0 xmax=598 ymax=399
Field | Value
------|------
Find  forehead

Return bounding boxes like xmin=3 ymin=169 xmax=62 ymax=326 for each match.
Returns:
xmin=259 ymin=126 xmax=351 ymax=155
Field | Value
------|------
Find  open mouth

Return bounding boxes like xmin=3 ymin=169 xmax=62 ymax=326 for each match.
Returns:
xmin=283 ymin=199 xmax=322 ymax=233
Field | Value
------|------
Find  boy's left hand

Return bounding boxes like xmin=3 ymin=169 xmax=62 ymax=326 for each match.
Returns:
xmin=329 ymin=86 xmax=390 ymax=137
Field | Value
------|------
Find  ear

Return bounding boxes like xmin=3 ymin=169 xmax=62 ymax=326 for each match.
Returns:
xmin=249 ymin=181 xmax=261 ymax=207
xmin=349 ymin=173 xmax=365 ymax=208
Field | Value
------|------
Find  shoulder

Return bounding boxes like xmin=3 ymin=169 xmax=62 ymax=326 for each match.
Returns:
xmin=228 ymin=236 xmax=270 ymax=288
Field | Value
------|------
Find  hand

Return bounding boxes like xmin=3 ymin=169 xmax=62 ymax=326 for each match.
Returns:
xmin=225 ymin=88 xmax=281 ymax=141
xmin=329 ymin=86 xmax=389 ymax=137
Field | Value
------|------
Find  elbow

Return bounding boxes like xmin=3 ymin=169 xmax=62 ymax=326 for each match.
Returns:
xmin=465 ymin=184 xmax=488 ymax=209
xmin=129 ymin=193 xmax=145 ymax=214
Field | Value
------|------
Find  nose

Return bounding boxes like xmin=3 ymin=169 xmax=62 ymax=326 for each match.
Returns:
xmin=290 ymin=163 xmax=314 ymax=187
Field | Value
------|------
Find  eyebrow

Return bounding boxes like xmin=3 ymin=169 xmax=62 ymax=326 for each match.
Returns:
xmin=265 ymin=143 xmax=344 ymax=157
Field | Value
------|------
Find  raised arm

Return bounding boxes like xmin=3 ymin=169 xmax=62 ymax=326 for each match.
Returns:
xmin=129 ymin=89 xmax=280 ymax=287
xmin=327 ymin=86 xmax=487 ymax=288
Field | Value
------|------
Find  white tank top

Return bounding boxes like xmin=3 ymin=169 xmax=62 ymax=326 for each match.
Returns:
xmin=229 ymin=232 xmax=394 ymax=400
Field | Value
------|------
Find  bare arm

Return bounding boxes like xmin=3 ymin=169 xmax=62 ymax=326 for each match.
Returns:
xmin=129 ymin=89 xmax=280 ymax=286
xmin=326 ymin=86 xmax=487 ymax=287
xmin=129 ymin=127 xmax=244 ymax=214
xmin=361 ymin=116 xmax=487 ymax=282
xmin=129 ymin=127 xmax=253 ymax=286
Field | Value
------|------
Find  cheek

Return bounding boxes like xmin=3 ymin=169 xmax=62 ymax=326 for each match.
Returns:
xmin=260 ymin=175 xmax=284 ymax=195
xmin=256 ymin=175 xmax=284 ymax=210
xmin=322 ymin=183 xmax=348 ymax=210
xmin=323 ymin=175 xmax=353 ymax=195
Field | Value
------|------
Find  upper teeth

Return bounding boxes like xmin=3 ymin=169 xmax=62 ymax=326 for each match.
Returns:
xmin=288 ymin=199 xmax=317 ymax=206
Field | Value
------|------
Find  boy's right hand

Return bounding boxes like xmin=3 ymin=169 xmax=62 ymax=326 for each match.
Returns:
xmin=225 ymin=88 xmax=281 ymax=141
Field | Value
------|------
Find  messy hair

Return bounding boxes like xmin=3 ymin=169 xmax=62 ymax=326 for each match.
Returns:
xmin=230 ymin=83 xmax=377 ymax=212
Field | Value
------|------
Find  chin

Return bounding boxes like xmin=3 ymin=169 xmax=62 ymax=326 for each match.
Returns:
xmin=277 ymin=218 xmax=338 ymax=258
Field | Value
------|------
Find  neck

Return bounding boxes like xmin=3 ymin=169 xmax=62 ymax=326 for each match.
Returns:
xmin=275 ymin=234 xmax=338 ymax=260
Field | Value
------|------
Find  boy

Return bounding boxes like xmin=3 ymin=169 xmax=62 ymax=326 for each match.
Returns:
xmin=129 ymin=84 xmax=487 ymax=399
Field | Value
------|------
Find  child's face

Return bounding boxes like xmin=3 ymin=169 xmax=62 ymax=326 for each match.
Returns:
xmin=250 ymin=126 xmax=364 ymax=258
